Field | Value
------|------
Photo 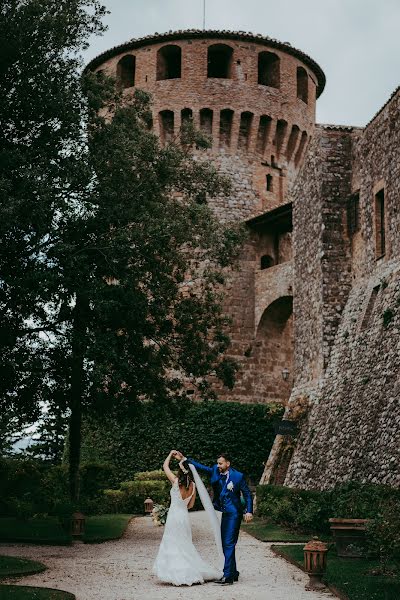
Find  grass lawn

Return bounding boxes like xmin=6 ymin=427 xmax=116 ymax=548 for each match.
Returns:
xmin=242 ymin=516 xmax=326 ymax=542
xmin=0 ymin=555 xmax=46 ymax=577
xmin=0 ymin=584 xmax=75 ymax=599
xmin=272 ymin=543 xmax=400 ymax=600
xmin=0 ymin=514 xmax=134 ymax=545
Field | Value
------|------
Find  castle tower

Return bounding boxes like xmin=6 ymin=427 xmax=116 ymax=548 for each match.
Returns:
xmin=87 ymin=30 xmax=325 ymax=405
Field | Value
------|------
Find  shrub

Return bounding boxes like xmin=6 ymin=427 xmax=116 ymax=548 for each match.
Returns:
xmin=366 ymin=498 xmax=400 ymax=572
xmin=134 ymin=470 xmax=166 ymax=481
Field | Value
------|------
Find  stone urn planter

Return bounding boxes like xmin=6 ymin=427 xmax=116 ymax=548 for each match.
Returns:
xmin=329 ymin=518 xmax=369 ymax=558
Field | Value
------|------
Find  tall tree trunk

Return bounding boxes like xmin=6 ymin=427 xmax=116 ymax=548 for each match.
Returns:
xmin=68 ymin=293 xmax=88 ymax=504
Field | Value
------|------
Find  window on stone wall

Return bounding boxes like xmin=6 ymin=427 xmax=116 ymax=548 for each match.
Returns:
xmin=256 ymin=115 xmax=272 ymax=155
xmin=159 ymin=110 xmax=174 ymax=144
xmin=181 ymin=108 xmax=193 ymax=125
xmin=116 ymin=55 xmax=136 ymax=88
xmin=238 ymin=112 xmax=253 ymax=150
xmin=296 ymin=67 xmax=308 ymax=103
xmin=258 ymin=52 xmax=280 ymax=88
xmin=266 ymin=174 xmax=273 ymax=192
xmin=157 ymin=45 xmax=182 ymax=80
xmin=360 ymin=285 xmax=380 ymax=330
xmin=200 ymin=108 xmax=213 ymax=135
xmin=286 ymin=125 xmax=300 ymax=161
xmin=207 ymin=44 xmax=233 ymax=78
xmin=260 ymin=255 xmax=274 ymax=269
xmin=275 ymin=119 xmax=288 ymax=157
xmin=219 ymin=109 xmax=234 ymax=147
xmin=347 ymin=192 xmax=360 ymax=235
xmin=375 ymin=188 xmax=386 ymax=258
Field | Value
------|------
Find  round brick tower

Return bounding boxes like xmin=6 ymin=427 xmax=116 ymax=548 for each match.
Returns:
xmin=87 ymin=30 xmax=326 ymax=405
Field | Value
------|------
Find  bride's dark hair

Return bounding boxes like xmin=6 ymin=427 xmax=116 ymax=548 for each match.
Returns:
xmin=177 ymin=459 xmax=194 ymax=489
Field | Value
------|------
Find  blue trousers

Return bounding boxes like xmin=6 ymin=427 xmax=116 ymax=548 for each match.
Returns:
xmin=221 ymin=512 xmax=242 ymax=579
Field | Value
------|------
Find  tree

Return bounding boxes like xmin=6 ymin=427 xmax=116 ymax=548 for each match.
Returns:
xmin=0 ymin=0 xmax=107 ymax=437
xmin=1 ymin=1 xmax=244 ymax=505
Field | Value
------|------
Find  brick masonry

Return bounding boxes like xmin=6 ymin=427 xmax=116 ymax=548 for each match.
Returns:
xmin=88 ymin=31 xmax=400 ymax=488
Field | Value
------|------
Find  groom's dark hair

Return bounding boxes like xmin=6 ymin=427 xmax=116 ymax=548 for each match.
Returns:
xmin=218 ymin=453 xmax=231 ymax=462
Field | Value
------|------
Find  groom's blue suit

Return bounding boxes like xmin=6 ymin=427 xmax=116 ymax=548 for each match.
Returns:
xmin=186 ymin=457 xmax=253 ymax=580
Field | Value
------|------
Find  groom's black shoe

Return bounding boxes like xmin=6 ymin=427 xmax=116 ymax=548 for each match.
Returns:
xmin=234 ymin=572 xmax=239 ymax=582
xmin=214 ymin=576 xmax=234 ymax=585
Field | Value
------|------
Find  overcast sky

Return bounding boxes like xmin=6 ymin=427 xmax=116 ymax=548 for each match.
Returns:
xmin=82 ymin=0 xmax=400 ymax=127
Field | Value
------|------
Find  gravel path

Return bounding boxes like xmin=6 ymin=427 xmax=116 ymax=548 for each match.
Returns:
xmin=0 ymin=512 xmax=336 ymax=599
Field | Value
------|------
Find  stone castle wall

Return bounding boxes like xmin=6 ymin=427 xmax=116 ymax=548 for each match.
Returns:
xmin=284 ymin=90 xmax=400 ymax=489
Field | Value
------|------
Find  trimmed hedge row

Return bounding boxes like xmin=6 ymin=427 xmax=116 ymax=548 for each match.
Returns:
xmin=256 ymin=482 xmax=400 ymax=536
xmin=68 ymin=400 xmax=284 ymax=485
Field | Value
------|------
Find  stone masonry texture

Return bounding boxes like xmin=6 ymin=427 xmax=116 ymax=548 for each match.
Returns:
xmin=87 ymin=31 xmax=400 ymax=489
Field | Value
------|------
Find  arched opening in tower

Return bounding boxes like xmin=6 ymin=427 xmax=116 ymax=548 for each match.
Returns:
xmin=258 ymin=51 xmax=280 ymax=88
xmin=159 ymin=110 xmax=174 ymax=144
xmin=207 ymin=44 xmax=233 ymax=78
xmin=296 ymin=67 xmax=308 ymax=103
xmin=219 ymin=109 xmax=234 ymax=148
xmin=252 ymin=296 xmax=293 ymax=403
xmin=116 ymin=55 xmax=135 ymax=88
xmin=157 ymin=45 xmax=182 ymax=80
xmin=200 ymin=108 xmax=213 ymax=135
xmin=238 ymin=112 xmax=254 ymax=150
xmin=181 ymin=108 xmax=193 ymax=126
xmin=256 ymin=115 xmax=272 ymax=155
xmin=294 ymin=131 xmax=308 ymax=166
xmin=286 ymin=125 xmax=300 ymax=162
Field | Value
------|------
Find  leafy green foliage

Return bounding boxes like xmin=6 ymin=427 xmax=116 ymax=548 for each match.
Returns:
xmin=72 ymin=401 xmax=283 ymax=484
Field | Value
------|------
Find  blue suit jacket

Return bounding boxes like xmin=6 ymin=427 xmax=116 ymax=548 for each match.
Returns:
xmin=187 ymin=458 xmax=253 ymax=515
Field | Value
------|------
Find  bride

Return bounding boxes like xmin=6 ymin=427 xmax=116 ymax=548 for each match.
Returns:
xmin=152 ymin=450 xmax=223 ymax=586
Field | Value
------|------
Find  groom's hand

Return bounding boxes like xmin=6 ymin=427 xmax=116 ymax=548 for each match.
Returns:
xmin=244 ymin=512 xmax=253 ymax=523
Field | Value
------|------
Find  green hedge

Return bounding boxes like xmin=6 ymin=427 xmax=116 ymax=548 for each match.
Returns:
xmin=256 ymin=482 xmax=400 ymax=537
xmin=70 ymin=400 xmax=283 ymax=485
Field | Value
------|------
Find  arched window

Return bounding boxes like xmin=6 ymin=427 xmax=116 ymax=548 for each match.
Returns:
xmin=200 ymin=108 xmax=213 ymax=135
xmin=275 ymin=119 xmax=288 ymax=157
xmin=256 ymin=115 xmax=272 ymax=154
xmin=258 ymin=52 xmax=280 ymax=88
xmin=207 ymin=44 xmax=233 ymax=78
xmin=297 ymin=67 xmax=308 ymax=103
xmin=159 ymin=110 xmax=174 ymax=144
xmin=294 ymin=131 xmax=308 ymax=166
xmin=260 ymin=255 xmax=274 ymax=270
xmin=116 ymin=55 xmax=135 ymax=88
xmin=157 ymin=45 xmax=181 ymax=80
xmin=181 ymin=108 xmax=193 ymax=125
xmin=219 ymin=109 xmax=234 ymax=147
xmin=238 ymin=112 xmax=253 ymax=150
xmin=286 ymin=125 xmax=300 ymax=161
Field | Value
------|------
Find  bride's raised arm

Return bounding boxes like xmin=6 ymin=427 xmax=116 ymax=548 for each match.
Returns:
xmin=163 ymin=450 xmax=178 ymax=484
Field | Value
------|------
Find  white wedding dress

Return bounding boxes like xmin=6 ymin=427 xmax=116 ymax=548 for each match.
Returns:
xmin=152 ymin=465 xmax=223 ymax=586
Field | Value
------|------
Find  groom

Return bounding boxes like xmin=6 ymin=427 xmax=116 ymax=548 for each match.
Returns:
xmin=176 ymin=451 xmax=253 ymax=585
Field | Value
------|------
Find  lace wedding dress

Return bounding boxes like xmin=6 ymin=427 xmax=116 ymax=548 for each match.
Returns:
xmin=152 ymin=469 xmax=223 ymax=586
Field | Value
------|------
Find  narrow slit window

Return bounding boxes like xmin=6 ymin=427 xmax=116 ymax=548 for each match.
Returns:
xmin=200 ymin=108 xmax=213 ymax=135
xmin=286 ymin=125 xmax=300 ymax=161
xmin=375 ymin=189 xmax=386 ymax=258
xmin=238 ymin=112 xmax=253 ymax=150
xmin=256 ymin=115 xmax=272 ymax=155
xmin=219 ymin=109 xmax=234 ymax=148
xmin=266 ymin=174 xmax=273 ymax=192
xmin=159 ymin=110 xmax=174 ymax=144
